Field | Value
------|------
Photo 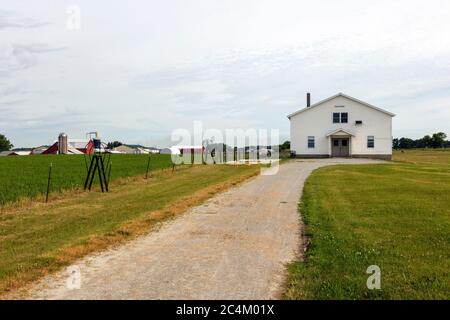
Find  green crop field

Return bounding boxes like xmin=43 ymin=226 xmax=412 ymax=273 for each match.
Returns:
xmin=0 ymin=154 xmax=173 ymax=206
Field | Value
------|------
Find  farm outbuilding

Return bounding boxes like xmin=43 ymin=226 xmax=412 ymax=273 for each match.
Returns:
xmin=160 ymin=147 xmax=180 ymax=155
xmin=42 ymin=138 xmax=94 ymax=155
xmin=0 ymin=150 xmax=32 ymax=156
xmin=112 ymin=145 xmax=158 ymax=154
xmin=160 ymin=146 xmax=204 ymax=155
xmin=178 ymin=146 xmax=204 ymax=155
xmin=30 ymin=146 xmax=50 ymax=155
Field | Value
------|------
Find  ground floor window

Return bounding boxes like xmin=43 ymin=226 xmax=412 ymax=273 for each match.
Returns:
xmin=308 ymin=136 xmax=315 ymax=148
xmin=367 ymin=136 xmax=375 ymax=148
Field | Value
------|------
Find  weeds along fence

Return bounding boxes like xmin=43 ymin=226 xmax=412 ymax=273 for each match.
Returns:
xmin=0 ymin=154 xmax=172 ymax=206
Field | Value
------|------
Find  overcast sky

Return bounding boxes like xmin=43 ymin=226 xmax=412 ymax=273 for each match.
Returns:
xmin=1 ymin=0 xmax=450 ymax=148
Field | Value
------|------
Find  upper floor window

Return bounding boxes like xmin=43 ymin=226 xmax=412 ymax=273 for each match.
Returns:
xmin=333 ymin=113 xmax=340 ymax=123
xmin=308 ymin=136 xmax=315 ymax=148
xmin=333 ymin=112 xmax=348 ymax=123
xmin=367 ymin=136 xmax=375 ymax=148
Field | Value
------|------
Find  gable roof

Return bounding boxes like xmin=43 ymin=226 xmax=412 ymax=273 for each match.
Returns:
xmin=8 ymin=151 xmax=31 ymax=156
xmin=0 ymin=151 xmax=13 ymax=156
xmin=287 ymin=92 xmax=396 ymax=119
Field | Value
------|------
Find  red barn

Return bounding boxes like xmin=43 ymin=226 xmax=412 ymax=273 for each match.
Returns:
xmin=42 ymin=139 xmax=94 ymax=155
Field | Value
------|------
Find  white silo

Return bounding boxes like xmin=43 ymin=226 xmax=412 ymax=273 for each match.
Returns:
xmin=58 ymin=133 xmax=68 ymax=154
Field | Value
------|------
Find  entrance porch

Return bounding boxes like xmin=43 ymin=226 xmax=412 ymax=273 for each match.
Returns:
xmin=326 ymin=129 xmax=355 ymax=158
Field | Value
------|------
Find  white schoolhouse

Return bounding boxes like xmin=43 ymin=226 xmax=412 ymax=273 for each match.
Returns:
xmin=288 ymin=93 xmax=395 ymax=160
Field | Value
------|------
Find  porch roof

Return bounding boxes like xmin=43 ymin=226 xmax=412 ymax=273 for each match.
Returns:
xmin=326 ymin=128 xmax=355 ymax=137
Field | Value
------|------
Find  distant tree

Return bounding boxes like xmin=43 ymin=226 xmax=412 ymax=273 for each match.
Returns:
xmin=107 ymin=141 xmax=122 ymax=149
xmin=430 ymin=132 xmax=447 ymax=148
xmin=392 ymin=138 xmax=399 ymax=149
xmin=280 ymin=141 xmax=290 ymax=150
xmin=398 ymin=137 xmax=415 ymax=149
xmin=415 ymin=137 xmax=426 ymax=148
xmin=421 ymin=135 xmax=432 ymax=148
xmin=0 ymin=134 xmax=13 ymax=151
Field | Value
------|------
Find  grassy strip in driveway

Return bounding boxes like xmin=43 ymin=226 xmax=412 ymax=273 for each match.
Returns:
xmin=0 ymin=164 xmax=260 ymax=296
xmin=284 ymin=151 xmax=450 ymax=299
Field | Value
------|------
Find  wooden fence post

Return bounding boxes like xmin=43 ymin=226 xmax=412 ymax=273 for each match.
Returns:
xmin=46 ymin=162 xmax=52 ymax=203
xmin=145 ymin=154 xmax=151 ymax=179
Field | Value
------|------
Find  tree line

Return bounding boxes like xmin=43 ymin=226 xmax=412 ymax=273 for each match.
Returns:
xmin=393 ymin=132 xmax=449 ymax=149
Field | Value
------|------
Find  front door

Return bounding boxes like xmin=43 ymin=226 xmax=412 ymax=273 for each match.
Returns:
xmin=331 ymin=138 xmax=350 ymax=157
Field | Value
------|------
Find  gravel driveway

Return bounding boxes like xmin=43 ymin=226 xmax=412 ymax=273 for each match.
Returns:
xmin=21 ymin=158 xmax=382 ymax=300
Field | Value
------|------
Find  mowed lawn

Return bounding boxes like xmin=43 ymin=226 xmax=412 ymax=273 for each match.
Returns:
xmin=285 ymin=149 xmax=450 ymax=299
xmin=0 ymin=164 xmax=259 ymax=296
